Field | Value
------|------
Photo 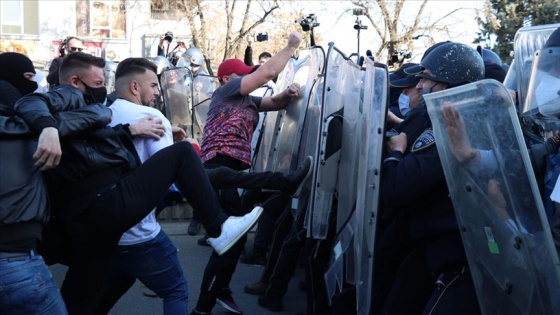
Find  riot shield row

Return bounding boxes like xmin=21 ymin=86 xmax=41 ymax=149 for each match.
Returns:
xmin=160 ymin=67 xmax=220 ymax=143
xmin=154 ymin=28 xmax=560 ymax=314
xmin=250 ymin=43 xmax=388 ymax=315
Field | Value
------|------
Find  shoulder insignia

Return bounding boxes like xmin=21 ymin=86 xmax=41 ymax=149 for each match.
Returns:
xmin=411 ymin=129 xmax=435 ymax=153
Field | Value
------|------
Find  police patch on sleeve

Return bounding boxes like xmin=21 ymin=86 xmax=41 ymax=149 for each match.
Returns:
xmin=411 ymin=129 xmax=435 ymax=152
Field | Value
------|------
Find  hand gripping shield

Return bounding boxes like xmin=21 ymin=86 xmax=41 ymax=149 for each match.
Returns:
xmin=251 ymin=58 xmax=296 ymax=172
xmin=425 ymin=79 xmax=560 ymax=315
xmin=266 ymin=47 xmax=325 ymax=176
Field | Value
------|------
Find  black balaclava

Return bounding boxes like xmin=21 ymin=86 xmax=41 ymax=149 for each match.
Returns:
xmin=0 ymin=52 xmax=38 ymax=96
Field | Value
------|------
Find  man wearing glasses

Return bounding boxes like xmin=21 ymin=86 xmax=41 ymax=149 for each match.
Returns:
xmin=47 ymin=36 xmax=84 ymax=88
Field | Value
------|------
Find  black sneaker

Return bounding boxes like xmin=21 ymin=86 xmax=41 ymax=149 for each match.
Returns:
xmin=188 ymin=219 xmax=202 ymax=236
xmin=286 ymin=156 xmax=313 ymax=197
xmin=216 ymin=288 xmax=243 ymax=314
xmin=244 ymin=281 xmax=268 ymax=295
xmin=258 ymin=295 xmax=283 ymax=312
xmin=190 ymin=310 xmax=211 ymax=315
xmin=240 ymin=249 xmax=266 ymax=266
xmin=197 ymin=234 xmax=210 ymax=247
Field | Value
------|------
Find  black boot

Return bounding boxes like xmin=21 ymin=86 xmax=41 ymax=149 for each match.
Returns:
xmin=285 ymin=156 xmax=313 ymax=197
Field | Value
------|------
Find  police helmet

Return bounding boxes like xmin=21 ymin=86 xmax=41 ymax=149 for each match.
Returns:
xmin=104 ymin=61 xmax=118 ymax=74
xmin=544 ymin=27 xmax=560 ymax=48
xmin=181 ymin=47 xmax=204 ymax=67
xmin=417 ymin=42 xmax=484 ymax=86
xmin=481 ymin=48 xmax=502 ymax=66
xmin=152 ymin=56 xmax=172 ymax=75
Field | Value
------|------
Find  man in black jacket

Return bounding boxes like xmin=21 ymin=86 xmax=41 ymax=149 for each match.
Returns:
xmin=14 ymin=52 xmax=263 ymax=315
xmin=0 ymin=54 xmax=68 ymax=313
xmin=46 ymin=36 xmax=84 ymax=88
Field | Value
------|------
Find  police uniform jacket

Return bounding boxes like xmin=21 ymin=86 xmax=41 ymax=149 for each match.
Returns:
xmin=382 ymin=105 xmax=466 ymax=273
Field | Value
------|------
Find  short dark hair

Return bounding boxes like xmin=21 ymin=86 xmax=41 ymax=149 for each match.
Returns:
xmin=115 ymin=58 xmax=157 ymax=80
xmin=258 ymin=52 xmax=272 ymax=60
xmin=59 ymin=52 xmax=105 ymax=84
xmin=66 ymin=36 xmax=83 ymax=45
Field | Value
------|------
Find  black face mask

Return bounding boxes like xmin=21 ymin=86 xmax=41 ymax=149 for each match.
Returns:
xmin=78 ymin=78 xmax=107 ymax=104
xmin=17 ymin=79 xmax=38 ymax=96
xmin=4 ymin=77 xmax=38 ymax=97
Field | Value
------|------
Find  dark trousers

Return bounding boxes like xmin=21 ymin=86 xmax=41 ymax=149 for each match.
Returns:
xmin=196 ymin=155 xmax=249 ymax=311
xmin=93 ymin=161 xmax=294 ymax=314
xmin=379 ymin=244 xmax=480 ymax=315
xmin=49 ymin=142 xmax=227 ymax=315
xmin=249 ymin=191 xmax=290 ymax=254
xmin=304 ymin=200 xmax=338 ymax=315
xmin=262 ymin=195 xmax=307 ymax=303
xmin=191 ymin=165 xmax=290 ymax=226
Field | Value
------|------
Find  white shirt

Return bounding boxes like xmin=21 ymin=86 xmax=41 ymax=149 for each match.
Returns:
xmin=109 ymin=98 xmax=174 ymax=245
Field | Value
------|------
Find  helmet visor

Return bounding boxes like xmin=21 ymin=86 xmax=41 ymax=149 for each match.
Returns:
xmin=523 ymin=47 xmax=560 ymax=117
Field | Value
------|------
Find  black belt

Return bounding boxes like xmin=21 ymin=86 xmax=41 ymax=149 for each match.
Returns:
xmin=0 ymin=249 xmax=36 ymax=262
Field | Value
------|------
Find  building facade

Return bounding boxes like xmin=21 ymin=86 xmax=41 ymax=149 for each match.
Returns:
xmin=0 ymin=0 xmax=192 ymax=65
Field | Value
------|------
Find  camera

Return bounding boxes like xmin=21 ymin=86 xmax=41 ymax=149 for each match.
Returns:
xmin=354 ymin=18 xmax=367 ymax=30
xmin=164 ymin=31 xmax=173 ymax=42
xmin=256 ymin=33 xmax=268 ymax=42
xmin=390 ymin=49 xmax=412 ymax=64
xmin=296 ymin=14 xmax=320 ymax=32
xmin=353 ymin=8 xmax=366 ymax=16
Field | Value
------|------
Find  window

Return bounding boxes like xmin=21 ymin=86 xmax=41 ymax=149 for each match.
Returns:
xmin=76 ymin=0 xmax=126 ymax=39
xmin=151 ymin=0 xmax=187 ymax=18
xmin=0 ymin=0 xmax=39 ymax=35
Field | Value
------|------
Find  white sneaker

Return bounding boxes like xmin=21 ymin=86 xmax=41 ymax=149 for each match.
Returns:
xmin=207 ymin=206 xmax=264 ymax=255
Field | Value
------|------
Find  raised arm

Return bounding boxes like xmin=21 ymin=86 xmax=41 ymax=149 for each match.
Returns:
xmin=239 ymin=31 xmax=302 ymax=95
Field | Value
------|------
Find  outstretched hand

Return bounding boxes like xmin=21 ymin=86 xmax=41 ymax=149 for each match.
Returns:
xmin=441 ymin=102 xmax=477 ymax=163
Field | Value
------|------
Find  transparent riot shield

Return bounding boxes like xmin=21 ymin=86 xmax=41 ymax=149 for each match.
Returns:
xmin=328 ymin=51 xmax=363 ymax=285
xmin=425 ymin=79 xmax=560 ymax=315
xmin=161 ymin=68 xmax=194 ymax=136
xmin=513 ymin=23 xmax=560 ymax=111
xmin=354 ymin=60 xmax=388 ymax=314
xmin=191 ymin=74 xmax=220 ymax=142
xmin=307 ymin=43 xmax=347 ymax=239
xmin=161 ymin=68 xmax=218 ymax=142
xmin=266 ymin=48 xmax=325 ymax=175
xmin=250 ymin=84 xmax=275 ymax=171
xmin=253 ymin=58 xmax=297 ymax=173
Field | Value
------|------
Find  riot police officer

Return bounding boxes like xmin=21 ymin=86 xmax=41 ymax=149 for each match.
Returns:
xmin=177 ymin=47 xmax=208 ymax=76
xmin=378 ymin=42 xmax=485 ymax=315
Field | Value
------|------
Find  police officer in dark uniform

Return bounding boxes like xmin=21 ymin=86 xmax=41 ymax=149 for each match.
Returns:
xmin=377 ymin=42 xmax=485 ymax=315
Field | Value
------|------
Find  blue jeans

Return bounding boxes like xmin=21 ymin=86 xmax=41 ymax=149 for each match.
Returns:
xmin=104 ymin=230 xmax=188 ymax=314
xmin=0 ymin=251 xmax=67 ymax=315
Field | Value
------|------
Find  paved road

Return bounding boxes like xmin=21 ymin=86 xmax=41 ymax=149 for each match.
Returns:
xmin=50 ymin=221 xmax=307 ymax=315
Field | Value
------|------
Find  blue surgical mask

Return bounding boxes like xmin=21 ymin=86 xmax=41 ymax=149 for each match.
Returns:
xmin=398 ymin=93 xmax=411 ymax=117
